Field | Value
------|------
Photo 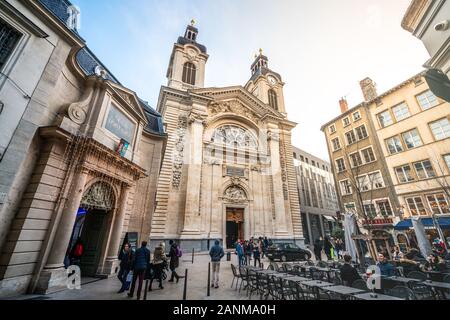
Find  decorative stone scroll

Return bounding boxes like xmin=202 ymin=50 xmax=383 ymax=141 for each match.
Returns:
xmin=208 ymin=101 xmax=259 ymax=124
xmin=223 ymin=186 xmax=247 ymax=203
xmin=172 ymin=116 xmax=188 ymax=189
xmin=67 ymin=82 xmax=94 ymax=125
xmin=80 ymin=182 xmax=114 ymax=210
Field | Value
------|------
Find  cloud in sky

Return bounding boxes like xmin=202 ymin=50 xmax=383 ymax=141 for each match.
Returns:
xmin=71 ymin=0 xmax=429 ymax=161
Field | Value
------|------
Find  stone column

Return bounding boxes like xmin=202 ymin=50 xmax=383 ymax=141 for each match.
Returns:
xmin=102 ymin=183 xmax=131 ymax=275
xmin=181 ymin=115 xmax=204 ymax=237
xmin=268 ymin=131 xmax=288 ymax=236
xmin=36 ymin=168 xmax=88 ymax=294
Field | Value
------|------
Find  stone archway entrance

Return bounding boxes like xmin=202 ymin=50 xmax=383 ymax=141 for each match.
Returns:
xmin=67 ymin=182 xmax=115 ymax=277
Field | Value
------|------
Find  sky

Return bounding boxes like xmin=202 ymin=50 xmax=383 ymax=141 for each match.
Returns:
xmin=70 ymin=0 xmax=430 ymax=161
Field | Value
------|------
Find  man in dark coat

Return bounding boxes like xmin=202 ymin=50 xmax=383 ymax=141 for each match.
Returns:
xmin=168 ymin=240 xmax=181 ymax=283
xmin=128 ymin=241 xmax=150 ymax=300
xmin=314 ymin=237 xmax=323 ymax=261
xmin=339 ymin=254 xmax=361 ymax=286
xmin=117 ymin=243 xmax=134 ymax=293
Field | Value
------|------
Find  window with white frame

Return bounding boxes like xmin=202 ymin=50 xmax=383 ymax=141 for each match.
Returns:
xmin=402 ymin=129 xmax=423 ymax=149
xmin=406 ymin=197 xmax=427 ymax=216
xmin=340 ymin=180 xmax=352 ymax=195
xmin=378 ymin=110 xmax=393 ymax=128
xmin=376 ymin=200 xmax=393 ymax=217
xmin=353 ymin=111 xmax=361 ymax=121
xmin=395 ymin=165 xmax=415 ymax=183
xmin=386 ymin=136 xmax=403 ymax=154
xmin=392 ymin=102 xmax=411 ymax=121
xmin=430 ymin=118 xmax=450 ymax=140
xmin=349 ymin=152 xmax=363 ymax=168
xmin=331 ymin=137 xmax=341 ymax=151
xmin=335 ymin=158 xmax=346 ymax=172
xmin=355 ymin=125 xmax=368 ymax=140
xmin=444 ymin=154 xmax=450 ymax=172
xmin=342 ymin=117 xmax=351 ymax=127
xmin=345 ymin=130 xmax=357 ymax=145
xmin=357 ymin=175 xmax=370 ymax=192
xmin=416 ymin=90 xmax=439 ymax=110
xmin=413 ymin=160 xmax=436 ymax=180
xmin=329 ymin=124 xmax=336 ymax=134
xmin=361 ymin=147 xmax=376 ymax=163
xmin=363 ymin=203 xmax=377 ymax=218
xmin=368 ymin=171 xmax=384 ymax=189
xmin=426 ymin=194 xmax=449 ymax=215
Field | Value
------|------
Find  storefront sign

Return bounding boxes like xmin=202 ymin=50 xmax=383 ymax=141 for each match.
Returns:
xmin=105 ymin=104 xmax=135 ymax=143
xmin=363 ymin=218 xmax=394 ymax=226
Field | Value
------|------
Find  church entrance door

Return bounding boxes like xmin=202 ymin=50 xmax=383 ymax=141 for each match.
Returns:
xmin=226 ymin=208 xmax=244 ymax=249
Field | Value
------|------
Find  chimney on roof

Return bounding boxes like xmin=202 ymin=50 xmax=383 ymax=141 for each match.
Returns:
xmin=339 ymin=98 xmax=349 ymax=114
xmin=360 ymin=77 xmax=378 ymax=102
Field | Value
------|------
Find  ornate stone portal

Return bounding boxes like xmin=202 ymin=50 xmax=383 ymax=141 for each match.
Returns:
xmin=80 ymin=182 xmax=114 ymax=210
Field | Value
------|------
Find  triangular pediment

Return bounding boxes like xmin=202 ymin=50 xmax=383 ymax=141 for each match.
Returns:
xmin=107 ymin=81 xmax=148 ymax=123
xmin=192 ymin=86 xmax=285 ymax=121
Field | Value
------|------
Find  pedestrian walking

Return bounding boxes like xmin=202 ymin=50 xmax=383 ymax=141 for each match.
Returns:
xmin=245 ymin=240 xmax=253 ymax=265
xmin=168 ymin=240 xmax=181 ymax=283
xmin=235 ymin=239 xmax=244 ymax=266
xmin=314 ymin=237 xmax=323 ymax=261
xmin=253 ymin=240 xmax=261 ymax=267
xmin=128 ymin=241 xmax=150 ymax=300
xmin=117 ymin=243 xmax=134 ymax=293
xmin=149 ymin=243 xmax=167 ymax=291
xmin=69 ymin=237 xmax=84 ymax=266
xmin=209 ymin=240 xmax=225 ymax=288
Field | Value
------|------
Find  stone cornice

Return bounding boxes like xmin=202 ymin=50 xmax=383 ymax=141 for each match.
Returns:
xmin=401 ymin=0 xmax=433 ymax=33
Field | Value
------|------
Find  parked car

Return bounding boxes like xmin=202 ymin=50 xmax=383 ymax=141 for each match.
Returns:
xmin=266 ymin=243 xmax=311 ymax=262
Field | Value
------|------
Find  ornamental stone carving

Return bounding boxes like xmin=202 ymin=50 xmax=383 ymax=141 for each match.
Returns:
xmin=172 ymin=116 xmax=188 ymax=189
xmin=278 ymin=137 xmax=289 ymax=200
xmin=224 ymin=186 xmax=247 ymax=203
xmin=67 ymin=82 xmax=95 ymax=125
xmin=208 ymin=100 xmax=259 ymax=123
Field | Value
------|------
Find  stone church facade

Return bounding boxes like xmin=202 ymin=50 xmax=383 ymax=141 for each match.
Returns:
xmin=150 ymin=24 xmax=304 ymax=250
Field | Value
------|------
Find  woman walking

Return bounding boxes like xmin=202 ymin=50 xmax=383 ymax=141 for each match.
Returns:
xmin=168 ymin=240 xmax=181 ymax=283
xmin=149 ymin=243 xmax=167 ymax=291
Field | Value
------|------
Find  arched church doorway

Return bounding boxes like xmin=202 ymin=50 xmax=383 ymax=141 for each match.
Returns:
xmin=66 ymin=182 xmax=115 ymax=277
xmin=226 ymin=208 xmax=244 ymax=249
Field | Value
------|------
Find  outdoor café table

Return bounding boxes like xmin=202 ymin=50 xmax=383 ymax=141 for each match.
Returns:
xmin=421 ymin=280 xmax=450 ymax=299
xmin=322 ymin=285 xmax=365 ymax=299
xmin=255 ymin=269 xmax=277 ymax=275
xmin=285 ymin=276 xmax=309 ymax=283
xmin=315 ymin=267 xmax=339 ymax=282
xmin=301 ymin=280 xmax=334 ymax=299
xmin=271 ymin=273 xmax=295 ymax=279
xmin=353 ymin=292 xmax=404 ymax=301
xmin=385 ymin=276 xmax=421 ymax=284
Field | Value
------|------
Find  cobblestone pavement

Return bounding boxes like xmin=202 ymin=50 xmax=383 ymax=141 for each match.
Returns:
xmin=18 ymin=253 xmax=274 ymax=300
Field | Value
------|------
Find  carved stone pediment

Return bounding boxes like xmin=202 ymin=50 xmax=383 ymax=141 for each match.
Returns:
xmin=207 ymin=100 xmax=260 ymax=124
xmin=223 ymin=185 xmax=247 ymax=203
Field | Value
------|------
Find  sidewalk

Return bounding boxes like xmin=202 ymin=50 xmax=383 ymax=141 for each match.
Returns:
xmin=14 ymin=253 xmax=271 ymax=300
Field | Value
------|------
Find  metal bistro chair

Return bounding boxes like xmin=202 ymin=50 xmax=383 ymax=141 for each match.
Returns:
xmin=311 ymin=268 xmax=327 ymax=281
xmin=230 ymin=264 xmax=241 ymax=290
xmin=256 ymin=273 xmax=270 ymax=300
xmin=282 ymin=263 xmax=293 ymax=274
xmin=407 ymin=271 xmax=427 ymax=281
xmin=316 ymin=261 xmax=328 ymax=268
xmin=351 ymin=279 xmax=369 ymax=291
xmin=267 ymin=263 xmax=275 ymax=271
xmin=238 ymin=265 xmax=249 ymax=293
xmin=443 ymin=274 xmax=450 ymax=283
xmin=388 ymin=286 xmax=417 ymax=300
xmin=332 ymin=270 xmax=342 ymax=285
xmin=266 ymin=275 xmax=279 ymax=300
xmin=407 ymin=281 xmax=436 ymax=300
xmin=247 ymin=269 xmax=259 ymax=298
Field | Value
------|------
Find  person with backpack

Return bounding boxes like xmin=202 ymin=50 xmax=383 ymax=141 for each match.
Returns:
xmin=117 ymin=243 xmax=134 ymax=293
xmin=127 ymin=241 xmax=150 ymax=300
xmin=149 ymin=243 xmax=167 ymax=291
xmin=168 ymin=240 xmax=182 ymax=283
xmin=69 ymin=238 xmax=84 ymax=266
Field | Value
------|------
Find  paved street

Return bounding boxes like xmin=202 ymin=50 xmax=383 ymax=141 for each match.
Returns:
xmin=13 ymin=253 xmax=273 ymax=300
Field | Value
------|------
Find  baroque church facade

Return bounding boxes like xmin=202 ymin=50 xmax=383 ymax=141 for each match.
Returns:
xmin=150 ymin=24 xmax=304 ymax=250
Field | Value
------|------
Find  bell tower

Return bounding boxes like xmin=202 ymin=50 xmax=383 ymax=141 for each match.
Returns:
xmin=166 ymin=20 xmax=209 ymax=90
xmin=245 ymin=49 xmax=286 ymax=115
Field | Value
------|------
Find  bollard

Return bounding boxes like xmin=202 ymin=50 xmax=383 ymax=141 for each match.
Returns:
xmin=192 ymin=248 xmax=195 ymax=264
xmin=182 ymin=269 xmax=188 ymax=300
xmin=207 ymin=262 xmax=211 ymax=297
xmin=143 ymin=279 xmax=149 ymax=300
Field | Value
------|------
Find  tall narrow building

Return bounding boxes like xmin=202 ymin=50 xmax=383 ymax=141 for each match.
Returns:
xmin=150 ymin=24 xmax=304 ymax=250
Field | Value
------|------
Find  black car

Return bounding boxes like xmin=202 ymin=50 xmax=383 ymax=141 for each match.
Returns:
xmin=266 ymin=243 xmax=311 ymax=262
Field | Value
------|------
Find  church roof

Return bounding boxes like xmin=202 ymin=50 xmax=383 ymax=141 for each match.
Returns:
xmin=176 ymin=37 xmax=207 ymax=54
xmin=37 ymin=0 xmax=165 ymax=136
xmin=248 ymin=66 xmax=283 ymax=83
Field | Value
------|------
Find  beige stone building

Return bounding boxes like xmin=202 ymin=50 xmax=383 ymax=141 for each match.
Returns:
xmin=150 ymin=26 xmax=304 ymax=250
xmin=292 ymin=147 xmax=339 ymax=248
xmin=401 ymin=0 xmax=450 ymax=102
xmin=366 ymin=72 xmax=450 ymax=246
xmin=321 ymin=80 xmax=400 ymax=237
xmin=0 ymin=0 xmax=165 ymax=297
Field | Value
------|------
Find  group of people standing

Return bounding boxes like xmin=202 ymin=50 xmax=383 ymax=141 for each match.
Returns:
xmin=235 ymin=236 xmax=271 ymax=267
xmin=313 ymin=236 xmax=344 ymax=261
xmin=117 ymin=240 xmax=183 ymax=300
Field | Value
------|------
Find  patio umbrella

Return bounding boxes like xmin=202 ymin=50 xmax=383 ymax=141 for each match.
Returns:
xmin=412 ymin=217 xmax=432 ymax=259
xmin=343 ymin=213 xmax=358 ymax=262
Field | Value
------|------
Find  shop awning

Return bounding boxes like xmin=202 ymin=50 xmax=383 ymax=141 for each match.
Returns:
xmin=323 ymin=215 xmax=336 ymax=222
xmin=394 ymin=217 xmax=450 ymax=230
